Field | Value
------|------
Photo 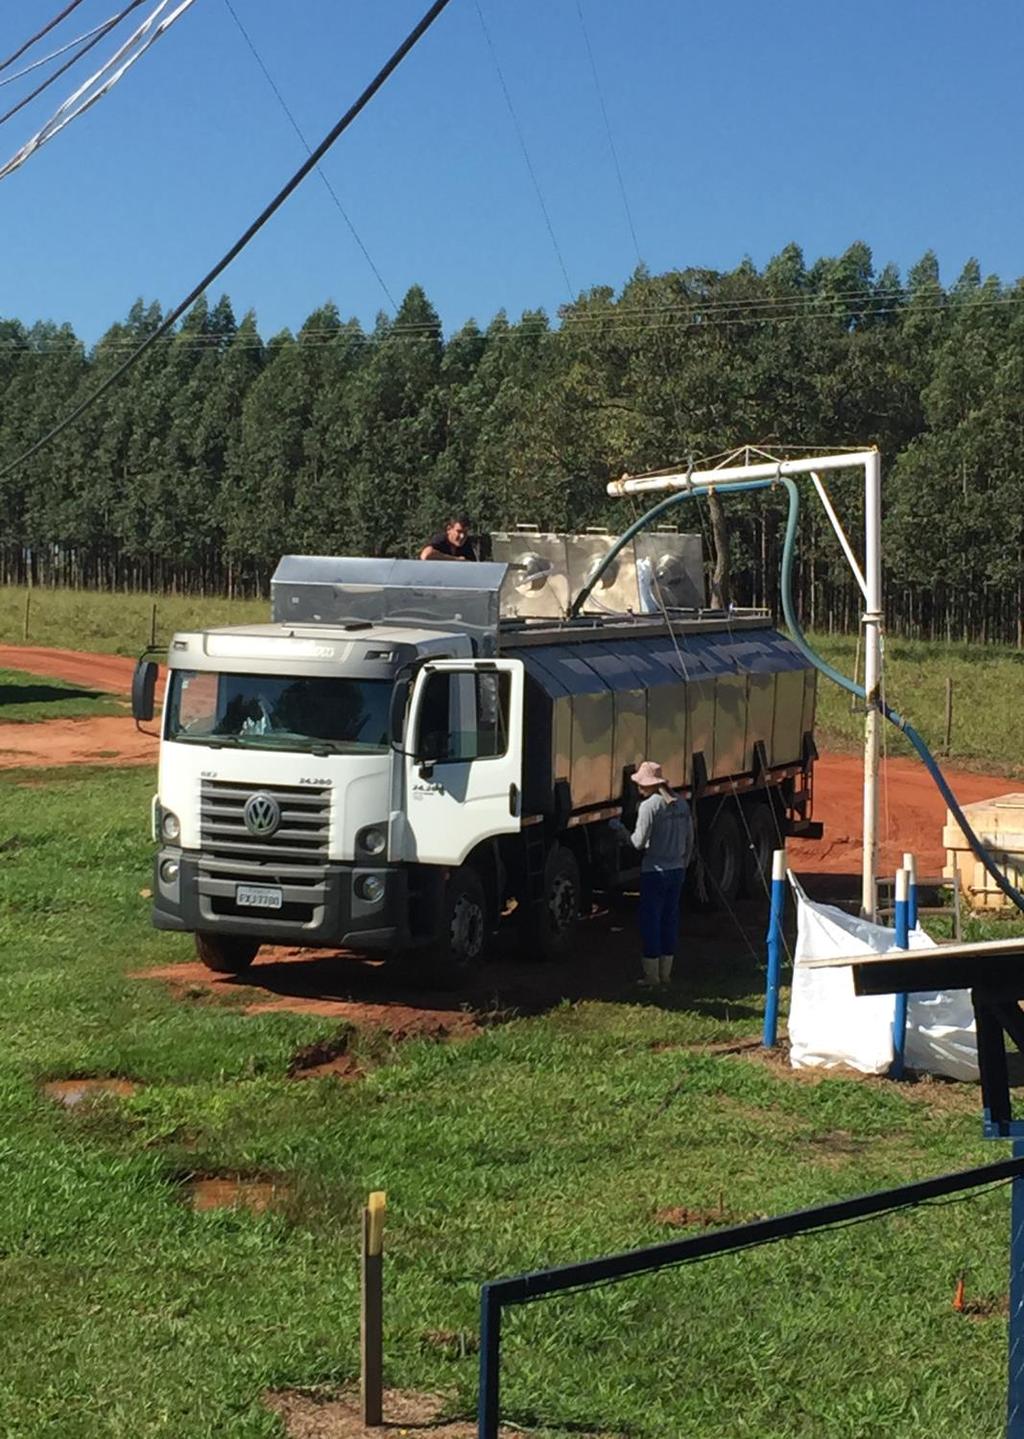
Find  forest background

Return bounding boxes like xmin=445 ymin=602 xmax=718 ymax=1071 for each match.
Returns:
xmin=2 ymin=240 xmax=1021 ymax=644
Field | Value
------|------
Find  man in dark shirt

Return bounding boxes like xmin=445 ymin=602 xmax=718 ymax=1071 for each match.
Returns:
xmin=419 ymin=515 xmax=477 ymax=562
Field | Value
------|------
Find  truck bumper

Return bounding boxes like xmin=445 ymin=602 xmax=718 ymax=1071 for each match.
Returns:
xmin=152 ymin=849 xmax=411 ymax=951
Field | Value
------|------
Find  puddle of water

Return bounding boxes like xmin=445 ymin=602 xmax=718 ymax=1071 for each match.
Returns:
xmin=185 ymin=1175 xmax=290 ymax=1214
xmin=43 ymin=1078 xmax=137 ymax=1108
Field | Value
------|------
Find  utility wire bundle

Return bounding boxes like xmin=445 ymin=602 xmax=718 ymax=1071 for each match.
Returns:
xmin=0 ymin=0 xmax=198 ymax=182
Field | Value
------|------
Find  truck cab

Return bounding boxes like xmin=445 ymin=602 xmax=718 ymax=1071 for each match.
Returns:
xmin=146 ymin=610 xmax=526 ymax=980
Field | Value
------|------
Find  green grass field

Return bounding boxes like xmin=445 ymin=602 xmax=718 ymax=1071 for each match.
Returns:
xmin=2 ymin=586 xmax=1021 ymax=773
xmin=0 ymin=668 xmax=127 ymax=724
xmin=0 ymin=586 xmax=265 ymax=657
xmin=1 ymin=762 xmax=1022 ymax=1436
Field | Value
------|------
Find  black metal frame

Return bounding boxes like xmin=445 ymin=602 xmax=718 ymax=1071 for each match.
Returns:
xmin=477 ymin=1157 xmax=1024 ymax=1438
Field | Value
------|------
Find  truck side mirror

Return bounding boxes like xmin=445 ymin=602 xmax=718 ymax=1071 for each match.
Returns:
xmin=388 ymin=677 xmax=411 ymax=750
xmin=132 ymin=660 xmax=158 ymax=723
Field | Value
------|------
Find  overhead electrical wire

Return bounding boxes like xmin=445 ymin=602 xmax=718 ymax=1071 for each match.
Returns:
xmin=473 ymin=0 xmax=575 ymax=301
xmin=0 ymin=0 xmax=200 ymax=183
xmin=0 ymin=0 xmax=456 ymax=481
xmin=0 ymin=15 xmax=124 ymax=90
xmin=2 ymin=289 xmax=1018 ymax=358
xmin=0 ymin=0 xmax=148 ymax=131
xmin=573 ymin=0 xmax=642 ymax=266
xmin=0 ymin=0 xmax=91 ymax=76
xmin=221 ymin=0 xmax=398 ymax=314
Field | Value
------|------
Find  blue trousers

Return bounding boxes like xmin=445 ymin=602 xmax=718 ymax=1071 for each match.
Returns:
xmin=639 ymin=868 xmax=685 ymax=959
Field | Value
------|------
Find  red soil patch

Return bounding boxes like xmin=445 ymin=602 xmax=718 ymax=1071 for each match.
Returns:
xmin=790 ymin=751 xmax=1013 ymax=878
xmin=0 ymin=645 xmax=136 ymax=695
xmin=288 ymin=1031 xmax=365 ymax=1082
xmin=655 ymin=1203 xmax=732 ymax=1229
xmin=0 ymin=715 xmax=156 ymax=769
xmin=135 ymin=948 xmax=482 ymax=1034
xmin=184 ymin=1174 xmax=290 ymax=1214
xmin=265 ymin=1387 xmax=613 ymax=1438
xmin=42 ymin=1077 xmax=137 ymax=1107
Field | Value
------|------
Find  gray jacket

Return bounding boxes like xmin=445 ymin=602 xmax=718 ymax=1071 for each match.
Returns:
xmin=627 ymin=791 xmax=694 ymax=873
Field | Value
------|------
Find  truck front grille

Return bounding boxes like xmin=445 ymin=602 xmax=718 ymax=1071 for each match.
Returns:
xmin=197 ymin=780 xmax=330 ymax=923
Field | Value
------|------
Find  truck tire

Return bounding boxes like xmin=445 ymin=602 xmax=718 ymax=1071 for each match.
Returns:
xmin=524 ymin=844 xmax=581 ymax=961
xmin=700 ymin=807 xmax=744 ymax=909
xmin=741 ymin=802 xmax=778 ymax=899
xmin=422 ymin=865 xmax=489 ymax=988
xmin=195 ymin=932 xmax=260 ymax=974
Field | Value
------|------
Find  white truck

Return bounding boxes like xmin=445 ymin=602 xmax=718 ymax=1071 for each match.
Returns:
xmin=133 ymin=535 xmax=821 ymax=984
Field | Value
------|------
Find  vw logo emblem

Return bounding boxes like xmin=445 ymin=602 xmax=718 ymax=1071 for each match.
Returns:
xmin=244 ymin=792 xmax=281 ymax=838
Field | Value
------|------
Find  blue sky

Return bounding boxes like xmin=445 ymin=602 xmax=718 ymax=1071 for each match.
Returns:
xmin=1 ymin=0 xmax=1022 ymax=344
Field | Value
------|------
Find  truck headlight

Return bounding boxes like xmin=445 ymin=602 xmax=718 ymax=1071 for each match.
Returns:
xmin=357 ymin=825 xmax=387 ymax=856
xmin=356 ymin=875 xmax=385 ymax=903
xmin=161 ymin=810 xmax=181 ymax=842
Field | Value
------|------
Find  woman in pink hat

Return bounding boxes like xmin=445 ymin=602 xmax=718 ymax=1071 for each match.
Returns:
xmin=611 ymin=760 xmax=694 ymax=988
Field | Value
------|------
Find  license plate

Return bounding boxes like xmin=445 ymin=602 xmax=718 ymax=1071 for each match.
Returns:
xmin=235 ymin=884 xmax=282 ymax=910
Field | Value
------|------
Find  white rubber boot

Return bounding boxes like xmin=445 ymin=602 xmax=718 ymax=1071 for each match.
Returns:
xmin=639 ymin=956 xmax=660 ymax=988
xmin=659 ymin=954 xmax=674 ymax=986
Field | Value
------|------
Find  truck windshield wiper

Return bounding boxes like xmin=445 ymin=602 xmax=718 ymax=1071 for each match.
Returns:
xmin=172 ymin=733 xmax=246 ymax=748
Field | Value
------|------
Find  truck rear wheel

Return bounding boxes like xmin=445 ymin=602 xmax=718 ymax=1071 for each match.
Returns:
xmin=523 ymin=844 xmax=581 ymax=961
xmin=699 ymin=807 xmax=743 ymax=909
xmin=422 ymin=865 xmax=489 ymax=988
xmin=195 ymin=932 xmax=260 ymax=974
xmin=741 ymin=803 xmax=778 ymax=898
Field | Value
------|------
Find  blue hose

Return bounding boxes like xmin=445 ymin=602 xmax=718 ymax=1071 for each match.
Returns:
xmin=604 ymin=475 xmax=1024 ymax=915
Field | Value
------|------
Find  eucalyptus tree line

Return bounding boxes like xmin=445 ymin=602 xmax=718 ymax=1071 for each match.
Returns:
xmin=1 ymin=244 xmax=1023 ymax=642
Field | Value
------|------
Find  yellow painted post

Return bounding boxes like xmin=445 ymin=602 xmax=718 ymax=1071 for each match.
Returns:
xmin=361 ymin=1190 xmax=386 ymax=1426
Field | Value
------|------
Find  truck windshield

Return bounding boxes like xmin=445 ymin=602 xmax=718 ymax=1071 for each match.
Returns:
xmin=165 ymin=670 xmax=392 ymax=753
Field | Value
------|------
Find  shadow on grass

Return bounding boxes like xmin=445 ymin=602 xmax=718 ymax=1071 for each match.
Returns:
xmin=147 ymin=890 xmax=782 ymax=1030
xmin=0 ymin=681 xmax=104 ymax=707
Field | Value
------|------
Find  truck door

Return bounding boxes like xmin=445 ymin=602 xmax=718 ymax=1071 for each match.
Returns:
xmin=401 ymin=659 xmax=524 ymax=866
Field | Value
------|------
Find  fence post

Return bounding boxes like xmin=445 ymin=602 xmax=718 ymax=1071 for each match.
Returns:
xmin=149 ymin=601 xmax=157 ymax=649
xmin=478 ymin=1284 xmax=501 ymax=1439
xmin=22 ymin=590 xmax=30 ymax=642
xmin=902 ymin=851 xmax=918 ymax=931
xmin=361 ymin=1190 xmax=386 ymax=1427
xmin=890 ymin=868 xmax=909 ymax=1080
xmin=762 ymin=849 xmax=787 ymax=1048
xmin=944 ymin=677 xmax=954 ymax=755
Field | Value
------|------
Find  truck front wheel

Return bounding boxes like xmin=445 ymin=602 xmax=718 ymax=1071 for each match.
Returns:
xmin=195 ymin=932 xmax=260 ymax=974
xmin=422 ymin=865 xmax=489 ymax=987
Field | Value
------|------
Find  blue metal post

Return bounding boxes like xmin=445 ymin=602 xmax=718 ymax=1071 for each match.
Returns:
xmin=902 ymin=850 xmax=919 ymax=931
xmin=478 ymin=1284 xmax=501 ymax=1439
xmin=890 ymin=868 xmax=909 ymax=1080
xmin=1009 ymin=1140 xmax=1024 ymax=1437
xmin=762 ymin=850 xmax=787 ymax=1048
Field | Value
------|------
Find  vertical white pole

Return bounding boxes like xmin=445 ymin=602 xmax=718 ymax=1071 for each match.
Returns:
xmin=862 ymin=450 xmax=882 ymax=921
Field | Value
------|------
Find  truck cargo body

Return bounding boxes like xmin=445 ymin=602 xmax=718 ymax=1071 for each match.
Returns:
xmin=141 ymin=553 xmax=820 ymax=981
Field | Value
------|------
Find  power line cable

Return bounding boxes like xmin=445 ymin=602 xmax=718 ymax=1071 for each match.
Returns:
xmin=0 ymin=0 xmax=90 ymax=75
xmin=221 ymin=0 xmax=398 ymax=313
xmin=0 ymin=14 xmax=123 ymax=90
xmin=0 ymin=0 xmax=147 ymax=131
xmin=0 ymin=0 xmax=200 ymax=183
xmin=573 ymin=0 xmax=641 ymax=266
xmin=1 ymin=289 xmax=1017 ymax=358
xmin=473 ymin=0 xmax=574 ymax=301
xmin=0 ymin=0 xmax=456 ymax=481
